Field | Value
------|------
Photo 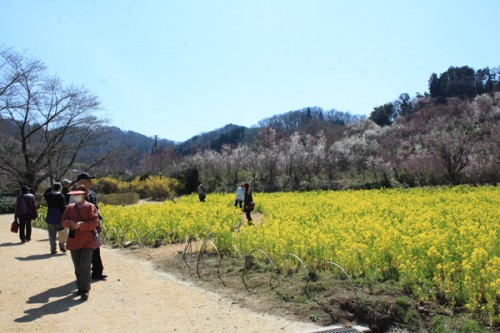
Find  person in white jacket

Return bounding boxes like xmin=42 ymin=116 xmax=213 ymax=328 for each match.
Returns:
xmin=234 ymin=184 xmax=244 ymax=209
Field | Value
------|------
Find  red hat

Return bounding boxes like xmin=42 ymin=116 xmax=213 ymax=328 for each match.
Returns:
xmin=67 ymin=190 xmax=86 ymax=195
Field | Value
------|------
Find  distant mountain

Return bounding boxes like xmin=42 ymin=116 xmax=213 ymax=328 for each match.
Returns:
xmin=2 ymin=107 xmax=362 ymax=173
xmin=77 ymin=126 xmax=176 ymax=170
xmin=172 ymin=108 xmax=364 ymax=155
xmin=174 ymin=124 xmax=257 ymax=155
xmin=99 ymin=126 xmax=175 ymax=155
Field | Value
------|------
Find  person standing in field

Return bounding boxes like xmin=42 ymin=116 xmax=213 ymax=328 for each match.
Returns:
xmin=14 ymin=185 xmax=38 ymax=243
xmin=243 ymin=182 xmax=254 ymax=225
xmin=62 ymin=186 xmax=99 ymax=301
xmin=198 ymin=182 xmax=206 ymax=202
xmin=74 ymin=172 xmax=107 ymax=281
xmin=44 ymin=182 xmax=68 ymax=254
xmin=234 ymin=183 xmax=244 ymax=209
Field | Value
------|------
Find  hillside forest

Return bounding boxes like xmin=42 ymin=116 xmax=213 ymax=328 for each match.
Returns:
xmin=0 ymin=47 xmax=499 ymax=195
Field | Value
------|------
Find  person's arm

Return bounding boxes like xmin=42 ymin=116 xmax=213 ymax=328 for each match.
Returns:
xmin=56 ymin=193 xmax=67 ymax=211
xmin=61 ymin=205 xmax=75 ymax=229
xmin=14 ymin=197 xmax=20 ymax=220
xmin=30 ymin=195 xmax=38 ymax=218
xmin=74 ymin=204 xmax=99 ymax=231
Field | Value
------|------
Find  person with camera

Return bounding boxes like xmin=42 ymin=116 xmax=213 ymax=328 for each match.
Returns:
xmin=62 ymin=186 xmax=99 ymax=301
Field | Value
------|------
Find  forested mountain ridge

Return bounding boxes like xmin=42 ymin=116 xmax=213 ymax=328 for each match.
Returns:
xmin=105 ymin=65 xmax=500 ymax=162
xmin=1 ymin=58 xmax=499 ymax=193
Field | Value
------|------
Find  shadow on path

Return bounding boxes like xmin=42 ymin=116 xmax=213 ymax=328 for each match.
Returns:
xmin=15 ymin=253 xmax=62 ymax=261
xmin=0 ymin=242 xmax=23 ymax=247
xmin=15 ymin=282 xmax=80 ymax=323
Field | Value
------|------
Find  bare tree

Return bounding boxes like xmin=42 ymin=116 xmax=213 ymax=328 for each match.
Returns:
xmin=0 ymin=48 xmax=106 ymax=191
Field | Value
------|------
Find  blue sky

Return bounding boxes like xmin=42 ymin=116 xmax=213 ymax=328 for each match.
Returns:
xmin=1 ymin=0 xmax=499 ymax=142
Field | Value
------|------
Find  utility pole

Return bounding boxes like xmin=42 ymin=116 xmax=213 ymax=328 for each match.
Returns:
xmin=151 ymin=135 xmax=158 ymax=155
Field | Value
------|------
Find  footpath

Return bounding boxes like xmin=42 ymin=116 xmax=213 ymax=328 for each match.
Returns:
xmin=0 ymin=213 xmax=318 ymax=333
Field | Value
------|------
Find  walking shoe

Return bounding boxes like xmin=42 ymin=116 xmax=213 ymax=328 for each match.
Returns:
xmin=51 ymin=250 xmax=57 ymax=254
xmin=60 ymin=248 xmax=67 ymax=252
xmin=92 ymin=275 xmax=107 ymax=281
xmin=80 ymin=292 xmax=89 ymax=301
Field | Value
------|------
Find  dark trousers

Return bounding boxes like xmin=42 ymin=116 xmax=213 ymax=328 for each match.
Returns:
xmin=244 ymin=208 xmax=252 ymax=222
xmin=70 ymin=248 xmax=93 ymax=292
xmin=235 ymin=200 xmax=243 ymax=208
xmin=18 ymin=214 xmax=32 ymax=242
xmin=92 ymin=247 xmax=104 ymax=277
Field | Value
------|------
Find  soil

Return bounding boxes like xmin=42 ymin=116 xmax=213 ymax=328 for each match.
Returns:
xmin=0 ymin=213 xmax=319 ymax=333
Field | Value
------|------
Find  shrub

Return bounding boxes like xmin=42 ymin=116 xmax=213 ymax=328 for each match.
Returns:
xmin=94 ymin=177 xmax=130 ymax=194
xmin=98 ymin=192 xmax=140 ymax=205
xmin=0 ymin=197 xmax=15 ymax=214
xmin=130 ymin=175 xmax=180 ymax=199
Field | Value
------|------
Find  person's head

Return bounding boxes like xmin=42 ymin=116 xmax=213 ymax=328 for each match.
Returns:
xmin=243 ymin=182 xmax=249 ymax=189
xmin=21 ymin=185 xmax=30 ymax=194
xmin=76 ymin=172 xmax=95 ymax=188
xmin=61 ymin=179 xmax=71 ymax=188
xmin=68 ymin=186 xmax=88 ymax=204
xmin=52 ymin=182 xmax=62 ymax=192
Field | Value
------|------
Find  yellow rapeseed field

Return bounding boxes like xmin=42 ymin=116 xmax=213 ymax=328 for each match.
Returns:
xmin=100 ymin=186 xmax=499 ymax=323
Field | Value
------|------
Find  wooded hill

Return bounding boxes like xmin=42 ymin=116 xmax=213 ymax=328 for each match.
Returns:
xmin=150 ymin=66 xmax=499 ymax=192
xmin=1 ymin=59 xmax=499 ymax=194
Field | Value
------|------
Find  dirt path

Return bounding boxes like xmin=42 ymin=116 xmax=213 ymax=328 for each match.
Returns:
xmin=0 ymin=214 xmax=319 ymax=333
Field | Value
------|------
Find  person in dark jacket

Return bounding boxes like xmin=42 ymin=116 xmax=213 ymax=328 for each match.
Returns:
xmin=14 ymin=185 xmax=38 ymax=243
xmin=198 ymin=182 xmax=206 ymax=202
xmin=243 ymin=182 xmax=254 ymax=226
xmin=44 ymin=182 xmax=68 ymax=254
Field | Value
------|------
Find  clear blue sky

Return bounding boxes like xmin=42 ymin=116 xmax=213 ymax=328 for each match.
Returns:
xmin=1 ymin=0 xmax=499 ymax=142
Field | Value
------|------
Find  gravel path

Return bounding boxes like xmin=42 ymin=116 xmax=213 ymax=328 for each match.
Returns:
xmin=0 ymin=214 xmax=318 ymax=333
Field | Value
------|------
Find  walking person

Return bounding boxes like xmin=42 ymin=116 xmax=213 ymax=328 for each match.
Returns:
xmin=243 ymin=182 xmax=254 ymax=225
xmin=74 ymin=172 xmax=107 ymax=281
xmin=198 ymin=182 xmax=206 ymax=202
xmin=62 ymin=186 xmax=99 ymax=301
xmin=14 ymin=185 xmax=38 ymax=243
xmin=234 ymin=183 xmax=244 ymax=209
xmin=44 ymin=182 xmax=68 ymax=254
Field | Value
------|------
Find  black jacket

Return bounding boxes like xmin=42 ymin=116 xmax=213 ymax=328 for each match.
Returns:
xmin=44 ymin=188 xmax=66 ymax=211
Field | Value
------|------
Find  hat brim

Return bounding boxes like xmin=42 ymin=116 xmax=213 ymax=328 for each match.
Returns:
xmin=68 ymin=190 xmax=86 ymax=195
xmin=77 ymin=176 xmax=96 ymax=181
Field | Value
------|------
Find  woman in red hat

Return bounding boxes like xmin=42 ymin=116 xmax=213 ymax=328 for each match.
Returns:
xmin=61 ymin=186 xmax=99 ymax=301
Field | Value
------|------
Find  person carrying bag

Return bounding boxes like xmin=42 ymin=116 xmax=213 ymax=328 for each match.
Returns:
xmin=14 ymin=185 xmax=38 ymax=243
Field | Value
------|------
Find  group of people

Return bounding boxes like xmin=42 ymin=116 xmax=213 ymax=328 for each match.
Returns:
xmin=236 ymin=182 xmax=254 ymax=225
xmin=198 ymin=181 xmax=255 ymax=226
xmin=13 ymin=175 xmax=255 ymax=301
xmin=14 ymin=172 xmax=106 ymax=302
